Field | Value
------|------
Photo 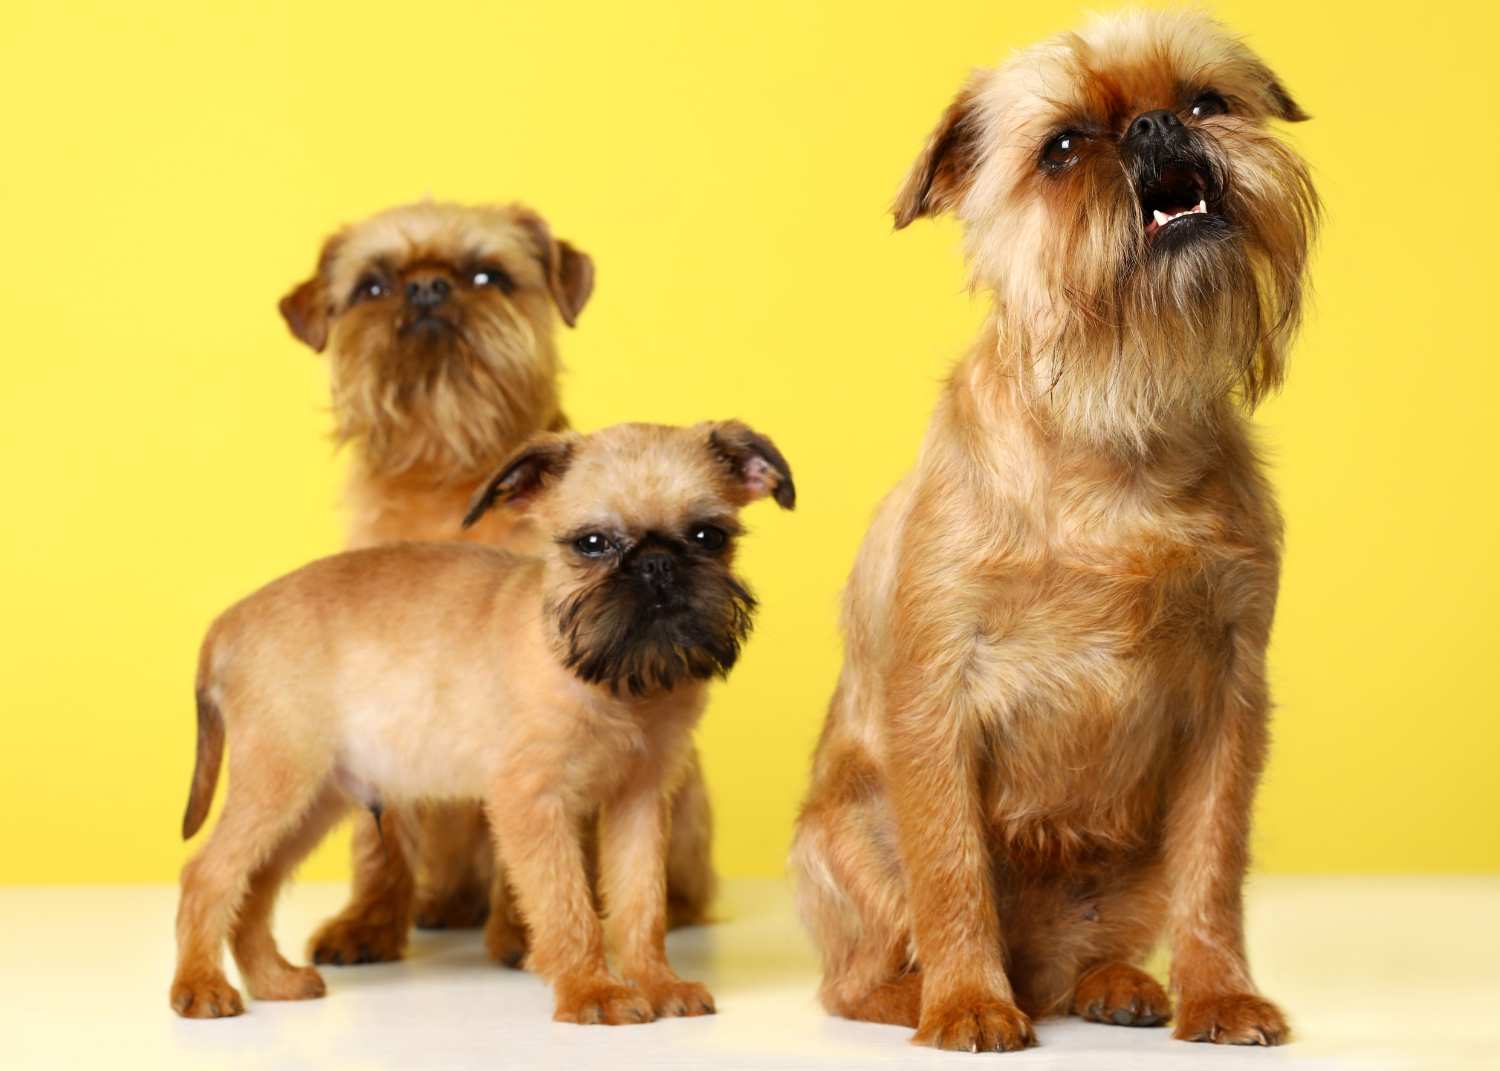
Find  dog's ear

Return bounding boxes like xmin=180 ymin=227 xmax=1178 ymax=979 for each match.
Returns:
xmin=1263 ymin=74 xmax=1309 ymax=122
xmin=516 ymin=210 xmax=595 ymax=328
xmin=463 ymin=433 xmax=577 ymax=527
xmin=708 ymin=421 xmax=796 ymax=509
xmin=893 ymin=80 xmax=983 ymax=229
xmin=278 ymin=234 xmax=343 ymax=352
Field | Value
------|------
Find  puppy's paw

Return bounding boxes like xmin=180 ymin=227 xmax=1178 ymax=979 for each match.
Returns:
xmin=245 ymin=963 xmax=326 ymax=1002
xmin=307 ymin=913 xmax=406 ymax=966
xmin=484 ymin=912 xmax=529 ymax=969
xmin=1174 ymin=992 xmax=1288 ymax=1045
xmin=414 ymin=885 xmax=490 ymax=930
xmin=1073 ymin=962 xmax=1171 ymax=1027
xmin=914 ymin=991 xmax=1035 ymax=1053
xmin=170 ymin=972 xmax=245 ymax=1019
xmin=553 ymin=976 xmax=656 ymax=1026
xmin=637 ymin=975 xmax=716 ymax=1018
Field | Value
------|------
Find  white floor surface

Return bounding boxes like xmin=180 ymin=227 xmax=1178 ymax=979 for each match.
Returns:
xmin=3 ymin=877 xmax=1497 ymax=1070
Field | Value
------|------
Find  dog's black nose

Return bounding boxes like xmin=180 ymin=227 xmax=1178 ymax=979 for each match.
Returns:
xmin=636 ymin=549 xmax=676 ymax=586
xmin=1126 ymin=109 xmax=1182 ymax=144
xmin=405 ymin=275 xmax=451 ymax=309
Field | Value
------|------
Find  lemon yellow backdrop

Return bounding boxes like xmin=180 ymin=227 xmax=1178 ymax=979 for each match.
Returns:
xmin=2 ymin=1 xmax=1496 ymax=883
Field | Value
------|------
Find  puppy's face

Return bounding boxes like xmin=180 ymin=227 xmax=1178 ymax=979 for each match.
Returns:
xmin=280 ymin=202 xmax=594 ymax=474
xmin=465 ymin=422 xmax=794 ymax=697
xmin=896 ymin=11 xmax=1320 ymax=431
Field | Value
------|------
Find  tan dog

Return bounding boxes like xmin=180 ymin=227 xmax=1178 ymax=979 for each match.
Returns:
xmin=170 ymin=421 xmax=795 ymax=1020
xmin=278 ymin=201 xmax=717 ymax=966
xmin=791 ymin=10 xmax=1318 ymax=1052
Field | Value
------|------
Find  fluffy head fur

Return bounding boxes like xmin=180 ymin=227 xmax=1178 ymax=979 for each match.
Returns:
xmin=894 ymin=9 xmax=1319 ymax=448
xmin=465 ymin=421 xmax=795 ymax=696
xmin=280 ymin=201 xmax=594 ymax=477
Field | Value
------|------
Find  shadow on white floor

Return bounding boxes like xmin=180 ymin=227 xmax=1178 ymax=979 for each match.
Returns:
xmin=5 ymin=877 xmax=1497 ymax=1069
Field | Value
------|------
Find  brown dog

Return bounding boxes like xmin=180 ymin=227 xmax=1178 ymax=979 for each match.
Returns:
xmin=278 ymin=201 xmax=716 ymax=967
xmin=170 ymin=420 xmax=795 ymax=1020
xmin=791 ymin=10 xmax=1318 ymax=1052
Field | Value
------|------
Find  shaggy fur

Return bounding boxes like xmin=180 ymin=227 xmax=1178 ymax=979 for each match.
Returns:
xmin=277 ymin=201 xmax=717 ymax=966
xmin=791 ymin=10 xmax=1319 ymax=1053
xmin=169 ymin=422 xmax=795 ymax=1021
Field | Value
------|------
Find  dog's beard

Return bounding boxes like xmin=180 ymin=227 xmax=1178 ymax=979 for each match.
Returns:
xmin=328 ymin=300 xmax=559 ymax=477
xmin=549 ymin=570 xmax=757 ymax=697
xmin=997 ymin=125 xmax=1317 ymax=451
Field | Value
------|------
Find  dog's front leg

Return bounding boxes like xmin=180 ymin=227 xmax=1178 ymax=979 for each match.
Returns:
xmin=885 ymin=669 xmax=1035 ymax=1052
xmin=598 ymin=765 xmax=715 ymax=1018
xmin=1164 ymin=651 xmax=1288 ymax=1045
xmin=486 ymin=786 xmax=653 ymax=1025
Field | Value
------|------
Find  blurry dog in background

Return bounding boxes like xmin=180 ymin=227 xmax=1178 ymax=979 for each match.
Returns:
xmin=279 ymin=201 xmax=716 ymax=968
xmin=792 ymin=10 xmax=1318 ymax=1052
xmin=170 ymin=420 xmax=795 ymax=1020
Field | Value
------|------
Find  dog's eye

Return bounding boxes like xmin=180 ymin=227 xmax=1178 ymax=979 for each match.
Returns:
xmin=1190 ymin=92 xmax=1228 ymax=119
xmin=573 ymin=532 xmax=614 ymax=557
xmin=471 ymin=264 xmax=515 ymax=294
xmin=690 ymin=526 xmax=727 ymax=552
xmin=352 ymin=275 xmax=387 ymax=303
xmin=1040 ymin=132 xmax=1082 ymax=172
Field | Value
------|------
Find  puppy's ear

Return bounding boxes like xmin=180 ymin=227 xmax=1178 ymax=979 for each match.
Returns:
xmin=463 ymin=433 xmax=577 ymax=527
xmin=708 ymin=421 xmax=796 ymax=510
xmin=1264 ymin=76 xmax=1310 ymax=122
xmin=278 ymin=234 xmax=343 ymax=352
xmin=516 ymin=210 xmax=595 ymax=328
xmin=892 ymin=81 xmax=983 ymax=229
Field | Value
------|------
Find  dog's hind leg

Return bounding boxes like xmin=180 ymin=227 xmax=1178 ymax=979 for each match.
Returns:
xmin=230 ymin=780 xmax=349 ymax=1001
xmin=307 ymin=806 xmax=417 ymax=965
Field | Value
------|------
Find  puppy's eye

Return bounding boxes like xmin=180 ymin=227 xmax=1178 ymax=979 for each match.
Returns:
xmin=351 ymin=275 xmax=387 ymax=303
xmin=470 ymin=264 xmax=515 ymax=294
xmin=1190 ymin=92 xmax=1228 ymax=119
xmin=573 ymin=532 xmax=614 ymax=557
xmin=691 ymin=526 xmax=727 ymax=552
xmin=1040 ymin=132 xmax=1083 ymax=172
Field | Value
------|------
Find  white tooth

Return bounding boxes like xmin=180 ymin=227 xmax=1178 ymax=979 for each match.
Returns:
xmin=1153 ymin=209 xmax=1171 ymax=227
xmin=1192 ymin=200 xmax=1207 ymax=213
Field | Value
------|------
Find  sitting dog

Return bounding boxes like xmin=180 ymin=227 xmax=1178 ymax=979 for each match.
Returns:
xmin=278 ymin=201 xmax=717 ymax=967
xmin=170 ymin=420 xmax=795 ymax=1020
xmin=791 ymin=10 xmax=1318 ymax=1052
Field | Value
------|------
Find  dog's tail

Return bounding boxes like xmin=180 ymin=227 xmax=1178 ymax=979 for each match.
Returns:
xmin=181 ymin=683 xmax=225 ymax=840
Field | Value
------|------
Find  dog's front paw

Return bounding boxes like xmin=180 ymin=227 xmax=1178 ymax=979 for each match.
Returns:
xmin=636 ymin=975 xmax=716 ymax=1018
xmin=1174 ymin=992 xmax=1287 ymax=1045
xmin=307 ymin=913 xmax=406 ymax=966
xmin=914 ymin=991 xmax=1036 ymax=1052
xmin=1073 ymin=962 xmax=1171 ymax=1027
xmin=553 ymin=975 xmax=656 ymax=1025
xmin=170 ymin=972 xmax=245 ymax=1019
xmin=245 ymin=963 xmax=326 ymax=1002
xmin=484 ymin=910 xmax=529 ymax=968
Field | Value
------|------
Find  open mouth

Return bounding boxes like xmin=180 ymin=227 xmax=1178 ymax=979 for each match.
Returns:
xmin=1140 ymin=164 xmax=1210 ymax=240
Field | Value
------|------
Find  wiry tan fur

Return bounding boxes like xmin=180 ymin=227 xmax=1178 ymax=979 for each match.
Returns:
xmin=277 ymin=201 xmax=717 ymax=968
xmin=792 ymin=10 xmax=1318 ymax=1052
xmin=170 ymin=422 xmax=794 ymax=1021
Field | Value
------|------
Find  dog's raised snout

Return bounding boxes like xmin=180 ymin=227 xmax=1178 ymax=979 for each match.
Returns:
xmin=405 ymin=274 xmax=451 ymax=309
xmin=635 ymin=548 xmax=676 ymax=585
xmin=1126 ymin=109 xmax=1182 ymax=144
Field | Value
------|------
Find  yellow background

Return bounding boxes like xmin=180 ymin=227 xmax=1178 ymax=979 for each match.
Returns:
xmin=2 ymin=1 xmax=1497 ymax=883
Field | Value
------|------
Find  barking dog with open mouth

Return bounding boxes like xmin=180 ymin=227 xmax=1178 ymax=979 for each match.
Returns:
xmin=791 ymin=10 xmax=1318 ymax=1053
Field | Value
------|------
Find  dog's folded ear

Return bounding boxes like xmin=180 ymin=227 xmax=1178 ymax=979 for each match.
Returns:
xmin=278 ymin=234 xmax=343 ymax=352
xmin=463 ymin=433 xmax=578 ymax=527
xmin=516 ymin=209 xmax=595 ymax=328
xmin=893 ymin=80 xmax=983 ymax=229
xmin=708 ymin=421 xmax=796 ymax=509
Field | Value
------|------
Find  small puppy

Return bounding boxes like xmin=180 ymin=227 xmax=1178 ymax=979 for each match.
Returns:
xmin=792 ymin=10 xmax=1317 ymax=1053
xmin=279 ymin=201 xmax=717 ymax=965
xmin=170 ymin=421 xmax=795 ymax=1020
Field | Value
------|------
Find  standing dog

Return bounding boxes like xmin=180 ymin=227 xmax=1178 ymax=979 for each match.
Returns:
xmin=170 ymin=420 xmax=795 ymax=1019
xmin=278 ymin=201 xmax=716 ymax=967
xmin=791 ymin=11 xmax=1318 ymax=1052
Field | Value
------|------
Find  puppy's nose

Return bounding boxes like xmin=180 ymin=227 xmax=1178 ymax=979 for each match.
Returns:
xmin=636 ymin=549 xmax=676 ymax=586
xmin=1125 ymin=109 xmax=1182 ymax=144
xmin=405 ymin=274 xmax=451 ymax=310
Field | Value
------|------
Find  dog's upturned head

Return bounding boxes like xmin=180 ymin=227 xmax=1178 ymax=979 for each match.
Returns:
xmin=279 ymin=201 xmax=594 ymax=476
xmin=894 ymin=11 xmax=1320 ymax=444
xmin=464 ymin=421 xmax=794 ymax=697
